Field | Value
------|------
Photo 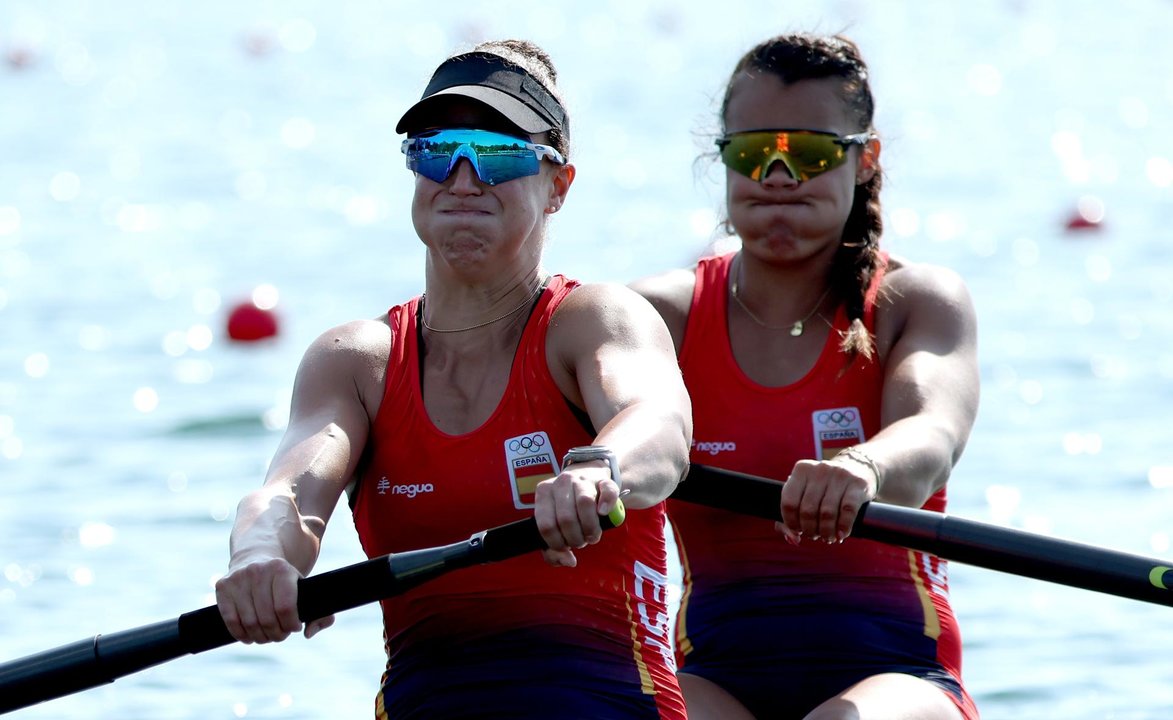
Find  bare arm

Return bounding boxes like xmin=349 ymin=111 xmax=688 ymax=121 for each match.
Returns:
xmin=215 ymin=319 xmax=388 ymax=642
xmin=781 ymin=263 xmax=979 ymax=542
xmin=539 ymin=283 xmax=693 ymax=562
xmin=868 ymin=263 xmax=980 ymax=505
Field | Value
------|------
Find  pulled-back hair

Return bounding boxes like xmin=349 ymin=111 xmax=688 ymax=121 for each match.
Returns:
xmin=720 ymin=33 xmax=884 ymax=361
xmin=473 ymin=39 xmax=570 ymax=158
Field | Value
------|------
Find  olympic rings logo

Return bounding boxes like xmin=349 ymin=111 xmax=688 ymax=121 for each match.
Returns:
xmin=816 ymin=409 xmax=857 ymax=427
xmin=508 ymin=433 xmax=547 ymax=455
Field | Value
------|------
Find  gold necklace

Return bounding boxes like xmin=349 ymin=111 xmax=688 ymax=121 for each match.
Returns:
xmin=420 ymin=278 xmax=547 ymax=333
xmin=730 ymin=274 xmax=831 ymax=337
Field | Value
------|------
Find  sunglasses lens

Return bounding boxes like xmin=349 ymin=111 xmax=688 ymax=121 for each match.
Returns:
xmin=719 ymin=133 xmax=772 ymax=181
xmin=408 ymin=151 xmax=455 ymax=183
xmin=785 ymin=134 xmax=848 ymax=180
xmin=473 ymin=143 xmax=542 ymax=185
xmin=719 ymin=131 xmax=852 ymax=182
xmin=404 ymin=129 xmax=544 ymax=185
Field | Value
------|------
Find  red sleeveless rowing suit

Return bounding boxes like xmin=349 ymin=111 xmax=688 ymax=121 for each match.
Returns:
xmin=351 ymin=275 xmax=685 ymax=720
xmin=669 ymin=253 xmax=978 ymax=719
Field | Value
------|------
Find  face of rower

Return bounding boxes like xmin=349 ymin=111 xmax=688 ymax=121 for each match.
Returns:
xmin=409 ymin=99 xmax=574 ymax=278
xmin=723 ymin=72 xmax=877 ymax=265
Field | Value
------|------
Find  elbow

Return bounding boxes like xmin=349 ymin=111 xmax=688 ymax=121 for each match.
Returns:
xmin=875 ymin=422 xmax=966 ymax=509
xmin=652 ymin=413 xmax=690 ymax=503
xmin=672 ymin=406 xmax=693 ymax=487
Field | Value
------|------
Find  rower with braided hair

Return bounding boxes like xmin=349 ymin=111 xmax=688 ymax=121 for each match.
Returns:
xmin=633 ymin=32 xmax=981 ymax=719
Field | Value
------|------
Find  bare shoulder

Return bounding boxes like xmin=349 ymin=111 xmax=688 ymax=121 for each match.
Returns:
xmin=628 ymin=267 xmax=695 ymax=318
xmin=304 ymin=317 xmax=392 ymax=366
xmin=876 ymin=256 xmax=977 ymax=355
xmin=552 ymin=281 xmax=666 ymax=339
xmin=297 ymin=316 xmax=392 ymax=412
xmin=627 ymin=267 xmax=696 ymax=349
xmin=546 ymin=281 xmax=679 ymax=408
xmin=880 ymin=255 xmax=973 ymax=311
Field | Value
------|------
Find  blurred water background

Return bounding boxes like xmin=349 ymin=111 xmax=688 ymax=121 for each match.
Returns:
xmin=2 ymin=1 xmax=1172 ymax=718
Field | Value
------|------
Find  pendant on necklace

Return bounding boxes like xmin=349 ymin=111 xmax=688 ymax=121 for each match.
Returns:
xmin=790 ymin=322 xmax=804 ymax=337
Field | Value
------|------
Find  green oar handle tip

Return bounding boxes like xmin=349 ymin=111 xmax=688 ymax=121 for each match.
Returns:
xmin=606 ymin=498 xmax=626 ymax=528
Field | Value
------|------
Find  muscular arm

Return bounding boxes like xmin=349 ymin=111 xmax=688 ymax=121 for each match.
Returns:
xmin=867 ymin=264 xmax=980 ymax=506
xmin=539 ymin=283 xmax=693 ymax=560
xmin=216 ymin=319 xmax=388 ymax=642
xmin=782 ymin=263 xmax=979 ymax=542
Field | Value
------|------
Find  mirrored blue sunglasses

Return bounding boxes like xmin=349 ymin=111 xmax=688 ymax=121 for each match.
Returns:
xmin=401 ymin=128 xmax=566 ymax=186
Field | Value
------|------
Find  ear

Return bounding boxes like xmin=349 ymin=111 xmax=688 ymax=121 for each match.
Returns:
xmin=855 ymin=137 xmax=880 ymax=185
xmin=546 ymin=162 xmax=576 ymax=214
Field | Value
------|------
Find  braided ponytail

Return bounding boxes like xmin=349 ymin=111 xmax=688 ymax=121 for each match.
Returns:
xmin=833 ymin=172 xmax=884 ymax=360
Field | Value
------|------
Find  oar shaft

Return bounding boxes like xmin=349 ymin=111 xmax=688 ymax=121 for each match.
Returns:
xmin=0 ymin=513 xmax=572 ymax=715
xmin=677 ymin=465 xmax=1173 ymax=608
xmin=860 ymin=502 xmax=1173 ymax=606
xmin=0 ymin=619 xmax=186 ymax=714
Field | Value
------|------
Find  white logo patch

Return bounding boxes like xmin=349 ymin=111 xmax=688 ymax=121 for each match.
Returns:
xmin=811 ymin=407 xmax=866 ymax=460
xmin=503 ymin=431 xmax=559 ymax=509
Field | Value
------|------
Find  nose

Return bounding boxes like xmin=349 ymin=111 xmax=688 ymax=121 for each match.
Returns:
xmin=447 ymin=157 xmax=482 ymax=193
xmin=761 ymin=159 xmax=799 ymax=186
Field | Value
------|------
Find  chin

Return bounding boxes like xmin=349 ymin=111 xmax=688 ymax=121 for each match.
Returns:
xmin=742 ymin=232 xmax=821 ymax=259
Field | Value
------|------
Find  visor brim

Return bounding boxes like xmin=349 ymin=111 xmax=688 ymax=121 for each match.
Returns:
xmin=396 ymin=85 xmax=554 ymax=135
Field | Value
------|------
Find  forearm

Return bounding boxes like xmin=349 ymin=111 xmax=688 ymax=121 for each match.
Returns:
xmin=859 ymin=415 xmax=968 ymax=507
xmin=593 ymin=402 xmax=691 ymax=509
xmin=228 ymin=485 xmax=326 ymax=575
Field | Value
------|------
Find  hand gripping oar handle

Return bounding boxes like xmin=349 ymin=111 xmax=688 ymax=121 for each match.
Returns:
xmin=0 ymin=505 xmax=626 ymax=715
xmin=675 ymin=464 xmax=1173 ymax=608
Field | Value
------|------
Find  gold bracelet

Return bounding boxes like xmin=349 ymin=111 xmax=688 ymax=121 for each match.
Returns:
xmin=835 ymin=446 xmax=882 ymax=493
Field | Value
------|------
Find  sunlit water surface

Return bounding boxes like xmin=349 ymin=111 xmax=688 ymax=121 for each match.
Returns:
xmin=2 ymin=1 xmax=1172 ymax=718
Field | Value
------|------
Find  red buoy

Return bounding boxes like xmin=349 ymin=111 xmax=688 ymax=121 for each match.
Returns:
xmin=242 ymin=28 xmax=276 ymax=58
xmin=4 ymin=45 xmax=34 ymax=70
xmin=226 ymin=291 xmax=280 ymax=343
xmin=1064 ymin=195 xmax=1105 ymax=232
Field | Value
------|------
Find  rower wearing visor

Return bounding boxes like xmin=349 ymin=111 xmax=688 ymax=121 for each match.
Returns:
xmin=216 ymin=40 xmax=691 ymax=720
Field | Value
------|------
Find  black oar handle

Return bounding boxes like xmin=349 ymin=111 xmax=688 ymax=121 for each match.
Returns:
xmin=178 ymin=508 xmax=624 ymax=653
xmin=672 ymin=464 xmax=781 ymax=520
xmin=677 ymin=464 xmax=1173 ymax=608
xmin=0 ymin=508 xmax=624 ymax=715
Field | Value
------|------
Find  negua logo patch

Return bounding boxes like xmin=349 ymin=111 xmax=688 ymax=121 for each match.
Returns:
xmin=692 ymin=440 xmax=736 ymax=456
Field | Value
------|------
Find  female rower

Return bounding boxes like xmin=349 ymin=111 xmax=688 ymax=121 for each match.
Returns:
xmin=216 ymin=39 xmax=691 ymax=719
xmin=632 ymin=33 xmax=981 ymax=720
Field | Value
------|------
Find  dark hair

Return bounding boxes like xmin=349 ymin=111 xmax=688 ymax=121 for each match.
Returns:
xmin=472 ymin=39 xmax=570 ymax=158
xmin=720 ymin=33 xmax=883 ymax=360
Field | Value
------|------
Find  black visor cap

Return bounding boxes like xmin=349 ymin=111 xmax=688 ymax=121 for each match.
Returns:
xmin=395 ymin=51 xmax=567 ymax=136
